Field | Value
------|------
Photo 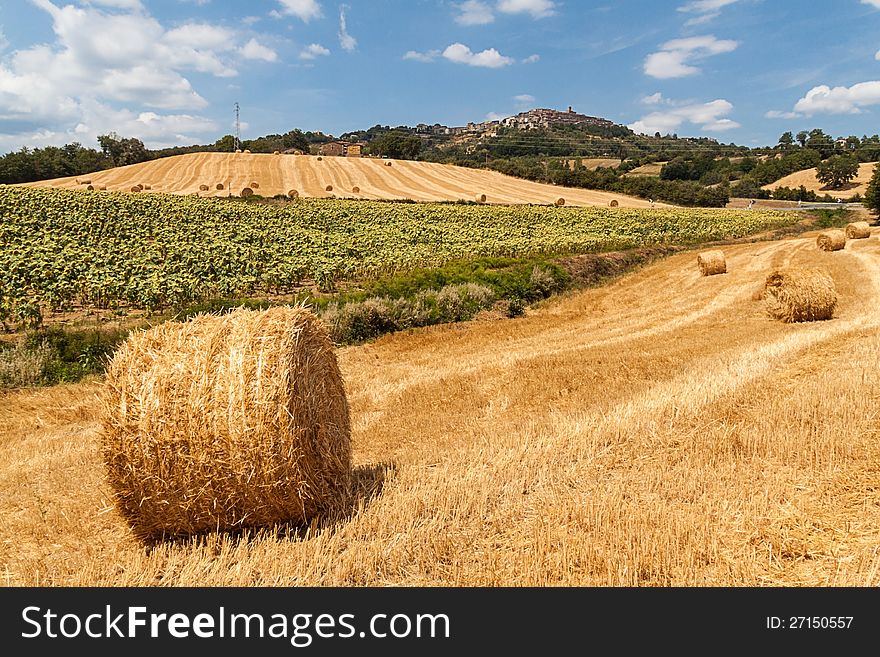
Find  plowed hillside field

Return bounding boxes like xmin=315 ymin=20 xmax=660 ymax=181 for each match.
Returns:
xmin=21 ymin=152 xmax=659 ymax=207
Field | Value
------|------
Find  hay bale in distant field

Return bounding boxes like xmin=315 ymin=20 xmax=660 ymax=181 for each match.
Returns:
xmin=216 ymin=183 xmax=225 ymax=191
xmin=243 ymin=149 xmax=251 ymax=154
xmin=235 ymin=149 xmax=242 ymax=154
xmin=762 ymin=267 xmax=837 ymax=323
xmin=199 ymin=184 xmax=209 ymax=191
xmin=697 ymin=250 xmax=727 ymax=276
xmin=288 ymin=189 xmax=299 ymax=198
xmin=274 ymin=150 xmax=280 ymax=155
xmin=87 ymin=184 xmax=96 ymax=191
xmin=476 ymin=193 xmax=487 ymax=203
xmin=325 ymin=185 xmax=333 ymax=192
xmin=352 ymin=186 xmax=360 ymax=193
xmin=846 ymin=221 xmax=871 ymax=239
xmin=130 ymin=185 xmax=142 ymax=193
xmin=610 ymin=200 xmax=619 ymax=207
xmin=78 ymin=179 xmax=91 ymax=185
xmin=97 ymin=184 xmax=107 ymax=191
xmin=816 ymin=229 xmax=846 ymax=251
xmin=385 ymin=161 xmax=392 ymax=166
xmin=317 ymin=156 xmax=323 ymax=161
xmin=249 ymin=181 xmax=260 ymax=189
xmin=555 ymin=197 xmax=565 ymax=207
xmin=240 ymin=187 xmax=254 ymax=198
xmin=100 ymin=306 xmax=352 ymax=539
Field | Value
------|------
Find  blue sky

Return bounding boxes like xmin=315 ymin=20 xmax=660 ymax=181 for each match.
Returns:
xmin=1 ymin=0 xmax=880 ymax=154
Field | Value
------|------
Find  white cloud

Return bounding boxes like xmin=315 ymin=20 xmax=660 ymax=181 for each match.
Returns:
xmin=861 ymin=0 xmax=880 ymax=8
xmin=793 ymin=81 xmax=880 ymax=115
xmin=765 ymin=110 xmax=802 ymax=119
xmin=240 ymin=38 xmax=277 ymax=62
xmin=0 ymin=28 xmax=7 ymax=52
xmin=641 ymin=92 xmax=665 ymax=105
xmin=629 ymin=98 xmax=739 ymax=135
xmin=0 ymin=1 xmax=277 ymax=153
xmin=276 ymin=0 xmax=322 ymax=22
xmin=442 ymin=43 xmax=513 ymax=68
xmin=403 ymin=49 xmax=440 ymax=62
xmin=644 ymin=34 xmax=738 ymax=78
xmin=84 ymin=0 xmax=145 ymax=9
xmin=677 ymin=0 xmax=739 ymax=13
xmin=522 ymin=54 xmax=540 ymax=63
xmin=456 ymin=1 xmax=495 ymax=25
xmin=486 ymin=111 xmax=507 ymax=121
xmin=497 ymin=0 xmax=556 ymax=18
xmin=514 ymin=93 xmax=535 ymax=103
xmin=299 ymin=43 xmax=330 ymax=60
xmin=338 ymin=5 xmax=357 ymax=51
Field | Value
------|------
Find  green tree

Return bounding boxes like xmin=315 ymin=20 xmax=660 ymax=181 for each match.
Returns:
xmin=368 ymin=131 xmax=422 ymax=159
xmin=777 ymin=131 xmax=794 ymax=150
xmin=816 ymin=155 xmax=859 ymax=189
xmin=864 ymin=163 xmax=880 ymax=214
xmin=796 ymin=131 xmax=809 ymax=148
xmin=97 ymin=133 xmax=148 ymax=167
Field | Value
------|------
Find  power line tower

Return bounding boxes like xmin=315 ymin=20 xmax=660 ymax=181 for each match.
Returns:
xmin=233 ymin=102 xmax=241 ymax=151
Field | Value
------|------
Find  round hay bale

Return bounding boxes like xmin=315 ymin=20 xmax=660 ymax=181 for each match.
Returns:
xmin=216 ymin=183 xmax=225 ymax=191
xmin=288 ymin=189 xmax=299 ymax=198
xmin=249 ymin=181 xmax=260 ymax=189
xmin=697 ymin=250 xmax=727 ymax=276
xmin=87 ymin=184 xmax=96 ymax=191
xmin=243 ymin=149 xmax=251 ymax=154
xmin=130 ymin=185 xmax=142 ymax=193
xmin=352 ymin=186 xmax=360 ymax=194
xmin=240 ymin=187 xmax=254 ymax=198
xmin=816 ymin=229 xmax=846 ymax=251
xmin=97 ymin=184 xmax=107 ymax=191
xmin=555 ymin=197 xmax=565 ymax=207
xmin=235 ymin=149 xmax=242 ymax=154
xmin=845 ymin=221 xmax=871 ymax=240
xmin=78 ymin=179 xmax=92 ymax=185
xmin=610 ymin=199 xmax=619 ymax=207
xmin=317 ymin=156 xmax=323 ymax=161
xmin=762 ymin=267 xmax=837 ymax=323
xmin=143 ymin=184 xmax=152 ymax=191
xmin=199 ymin=184 xmax=209 ymax=191
xmin=476 ymin=193 xmax=487 ymax=203
xmin=100 ymin=307 xmax=351 ymax=539
xmin=273 ymin=150 xmax=280 ymax=155
xmin=325 ymin=185 xmax=333 ymax=192
xmin=385 ymin=161 xmax=392 ymax=166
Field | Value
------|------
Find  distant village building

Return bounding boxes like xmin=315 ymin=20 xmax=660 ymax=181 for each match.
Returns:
xmin=318 ymin=141 xmax=364 ymax=157
xmin=500 ymin=107 xmax=614 ymax=131
xmin=319 ymin=141 xmax=346 ymax=157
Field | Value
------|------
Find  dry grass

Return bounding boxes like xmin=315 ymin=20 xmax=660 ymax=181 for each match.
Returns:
xmin=846 ymin=222 xmax=871 ymax=239
xmin=817 ymin=230 xmax=846 ymax=251
xmin=20 ymin=153 xmax=662 ymax=207
xmin=762 ymin=267 xmax=837 ymax=323
xmin=101 ymin=307 xmax=351 ymax=540
xmin=697 ymin=250 xmax=726 ymax=276
xmin=4 ymin=235 xmax=880 ymax=585
xmin=762 ymin=162 xmax=878 ymax=199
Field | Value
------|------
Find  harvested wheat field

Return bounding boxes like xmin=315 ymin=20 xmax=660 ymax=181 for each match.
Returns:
xmin=762 ymin=162 xmax=878 ymax=198
xmin=3 ymin=232 xmax=880 ymax=586
xmin=20 ymin=152 xmax=660 ymax=208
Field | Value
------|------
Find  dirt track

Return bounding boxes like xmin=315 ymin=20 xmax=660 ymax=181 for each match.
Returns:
xmin=21 ymin=152 xmax=660 ymax=208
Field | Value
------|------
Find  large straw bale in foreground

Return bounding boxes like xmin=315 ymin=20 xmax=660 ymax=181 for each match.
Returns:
xmin=101 ymin=307 xmax=352 ymax=539
xmin=697 ymin=250 xmax=727 ymax=276
xmin=762 ymin=268 xmax=836 ymax=323
xmin=846 ymin=221 xmax=871 ymax=239
xmin=816 ymin=230 xmax=846 ymax=251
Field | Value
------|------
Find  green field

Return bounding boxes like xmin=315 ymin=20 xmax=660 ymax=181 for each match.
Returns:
xmin=0 ymin=186 xmax=797 ymax=323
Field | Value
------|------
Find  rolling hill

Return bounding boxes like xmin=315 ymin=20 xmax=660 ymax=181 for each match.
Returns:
xmin=21 ymin=151 xmax=659 ymax=208
xmin=762 ymin=161 xmax=877 ymax=198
